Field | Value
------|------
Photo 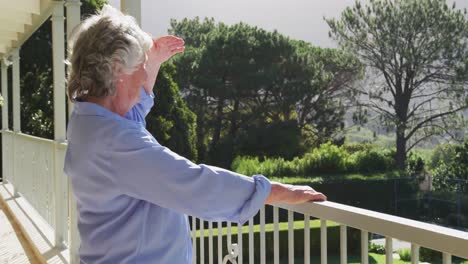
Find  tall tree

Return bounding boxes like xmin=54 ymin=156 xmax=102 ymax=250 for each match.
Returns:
xmin=170 ymin=18 xmax=363 ymax=165
xmin=146 ymin=63 xmax=198 ymax=161
xmin=327 ymin=0 xmax=468 ymax=169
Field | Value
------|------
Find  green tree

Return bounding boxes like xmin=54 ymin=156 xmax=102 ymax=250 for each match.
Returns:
xmin=327 ymin=0 xmax=468 ymax=169
xmin=170 ymin=18 xmax=362 ymax=166
xmin=432 ymin=140 xmax=468 ymax=192
xmin=146 ymin=63 xmax=198 ymax=161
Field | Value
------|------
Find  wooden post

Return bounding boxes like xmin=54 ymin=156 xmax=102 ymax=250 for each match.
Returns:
xmin=52 ymin=0 xmax=66 ymax=249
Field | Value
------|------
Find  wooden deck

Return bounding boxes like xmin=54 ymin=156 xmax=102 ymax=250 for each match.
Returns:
xmin=0 ymin=197 xmax=39 ymax=264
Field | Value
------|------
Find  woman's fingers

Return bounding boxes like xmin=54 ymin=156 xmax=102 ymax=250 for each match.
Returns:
xmin=308 ymin=192 xmax=327 ymax=201
xmin=171 ymin=46 xmax=185 ymax=54
xmin=154 ymin=35 xmax=184 ymax=46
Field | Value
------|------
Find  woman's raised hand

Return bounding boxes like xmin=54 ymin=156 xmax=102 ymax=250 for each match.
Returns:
xmin=143 ymin=36 xmax=185 ymax=92
xmin=149 ymin=35 xmax=185 ymax=65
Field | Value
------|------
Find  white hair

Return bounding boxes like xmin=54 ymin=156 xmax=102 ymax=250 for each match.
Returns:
xmin=67 ymin=4 xmax=153 ymax=101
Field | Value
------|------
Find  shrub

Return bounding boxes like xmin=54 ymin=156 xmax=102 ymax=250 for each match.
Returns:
xmin=398 ymin=249 xmax=411 ymax=261
xmin=430 ymin=144 xmax=457 ymax=169
xmin=347 ymin=149 xmax=394 ymax=174
xmin=420 ymin=247 xmax=442 ymax=263
xmin=232 ymin=142 xmax=402 ymax=177
xmin=369 ymin=242 xmax=385 ymax=254
xmin=298 ymin=142 xmax=348 ymax=174
xmin=406 ymin=151 xmax=426 ymax=177
xmin=342 ymin=142 xmax=375 ymax=153
xmin=432 ymin=140 xmax=468 ymax=192
xmin=231 ymin=156 xmax=261 ymax=176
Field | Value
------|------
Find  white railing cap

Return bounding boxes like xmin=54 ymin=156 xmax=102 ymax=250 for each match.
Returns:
xmin=276 ymin=201 xmax=468 ymax=259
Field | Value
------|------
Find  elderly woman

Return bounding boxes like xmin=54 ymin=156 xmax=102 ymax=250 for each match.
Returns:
xmin=65 ymin=5 xmax=326 ymax=264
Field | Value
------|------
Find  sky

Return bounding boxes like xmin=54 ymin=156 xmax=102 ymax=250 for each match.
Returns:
xmin=110 ymin=0 xmax=468 ymax=48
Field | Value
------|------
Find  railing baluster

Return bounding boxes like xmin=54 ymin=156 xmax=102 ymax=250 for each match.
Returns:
xmin=411 ymin=244 xmax=420 ymax=264
xmin=200 ymin=220 xmax=204 ymax=264
xmin=443 ymin=252 xmax=452 ymax=264
xmin=237 ymin=222 xmax=243 ymax=264
xmin=304 ymin=214 xmax=310 ymax=264
xmin=340 ymin=225 xmax=347 ymax=264
xmin=208 ymin=221 xmax=213 ymax=264
xmin=227 ymin=221 xmax=232 ymax=249
xmin=288 ymin=210 xmax=294 ymax=264
xmin=260 ymin=205 xmax=266 ymax=264
xmin=192 ymin=217 xmax=197 ymax=264
xmin=249 ymin=218 xmax=254 ymax=264
xmin=386 ymin=237 xmax=393 ymax=264
xmin=361 ymin=230 xmax=369 ymax=264
xmin=273 ymin=206 xmax=279 ymax=264
xmin=320 ymin=219 xmax=327 ymax=264
xmin=217 ymin=222 xmax=222 ymax=264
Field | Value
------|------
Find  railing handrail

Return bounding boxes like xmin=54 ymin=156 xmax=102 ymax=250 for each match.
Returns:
xmin=276 ymin=201 xmax=468 ymax=259
xmin=1 ymin=130 xmax=55 ymax=144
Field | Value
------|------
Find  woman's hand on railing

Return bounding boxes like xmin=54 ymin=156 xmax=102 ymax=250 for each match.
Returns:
xmin=265 ymin=182 xmax=326 ymax=205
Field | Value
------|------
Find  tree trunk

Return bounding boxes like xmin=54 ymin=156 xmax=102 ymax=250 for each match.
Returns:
xmin=229 ymin=99 xmax=240 ymax=138
xmin=211 ymin=98 xmax=224 ymax=150
xmin=396 ymin=125 xmax=407 ymax=170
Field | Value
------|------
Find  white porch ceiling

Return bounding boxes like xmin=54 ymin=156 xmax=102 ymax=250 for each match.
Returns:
xmin=0 ymin=0 xmax=55 ymax=58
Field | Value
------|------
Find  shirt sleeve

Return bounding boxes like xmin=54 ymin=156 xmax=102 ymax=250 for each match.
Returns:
xmin=124 ymin=87 xmax=155 ymax=126
xmin=109 ymin=126 xmax=271 ymax=224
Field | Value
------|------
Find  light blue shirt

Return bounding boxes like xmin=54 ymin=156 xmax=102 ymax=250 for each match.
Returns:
xmin=64 ymin=88 xmax=271 ymax=264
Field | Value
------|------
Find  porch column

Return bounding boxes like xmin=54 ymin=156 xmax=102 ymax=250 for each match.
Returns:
xmin=65 ymin=1 xmax=82 ymax=261
xmin=1 ymin=59 xmax=9 ymax=186
xmin=12 ymin=49 xmax=20 ymax=133
xmin=52 ymin=1 xmax=66 ymax=142
xmin=52 ymin=0 xmax=66 ymax=248
xmin=1 ymin=60 xmax=8 ymax=130
xmin=65 ymin=0 xmax=81 ymax=118
xmin=120 ymin=0 xmax=142 ymax=26
xmin=11 ymin=49 xmax=20 ymax=196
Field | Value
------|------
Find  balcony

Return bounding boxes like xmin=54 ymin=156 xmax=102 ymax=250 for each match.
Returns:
xmin=1 ymin=130 xmax=468 ymax=264
xmin=0 ymin=1 xmax=467 ymax=264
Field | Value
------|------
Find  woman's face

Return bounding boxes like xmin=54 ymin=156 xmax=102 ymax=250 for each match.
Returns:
xmin=117 ymin=57 xmax=148 ymax=111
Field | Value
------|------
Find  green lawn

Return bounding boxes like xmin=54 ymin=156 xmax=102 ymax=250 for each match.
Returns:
xmin=195 ymin=219 xmax=339 ymax=237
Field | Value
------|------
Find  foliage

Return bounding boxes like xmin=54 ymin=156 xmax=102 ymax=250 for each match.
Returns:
xmin=236 ymin=120 xmax=303 ymax=160
xmin=430 ymin=143 xmax=457 ymax=169
xmin=146 ymin=63 xmax=198 ymax=161
xmin=232 ymin=142 xmax=398 ymax=177
xmin=369 ymin=243 xmax=386 ymax=254
xmin=327 ymin=0 xmax=468 ymax=169
xmin=419 ymin=247 xmax=442 ymax=263
xmin=346 ymin=148 xmax=395 ymax=174
xmin=299 ymin=142 xmax=348 ymax=174
xmin=432 ymin=140 xmax=468 ymax=192
xmin=170 ymin=17 xmax=363 ymax=166
xmin=405 ymin=151 xmax=426 ymax=177
xmin=398 ymin=249 xmax=412 ymax=262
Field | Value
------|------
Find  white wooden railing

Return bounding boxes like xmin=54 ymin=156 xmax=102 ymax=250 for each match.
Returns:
xmin=1 ymin=130 xmax=75 ymax=262
xmin=2 ymin=131 xmax=468 ymax=264
xmin=190 ymin=201 xmax=468 ymax=264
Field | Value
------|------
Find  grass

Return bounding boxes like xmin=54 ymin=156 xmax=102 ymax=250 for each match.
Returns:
xmin=195 ymin=219 xmax=339 ymax=237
